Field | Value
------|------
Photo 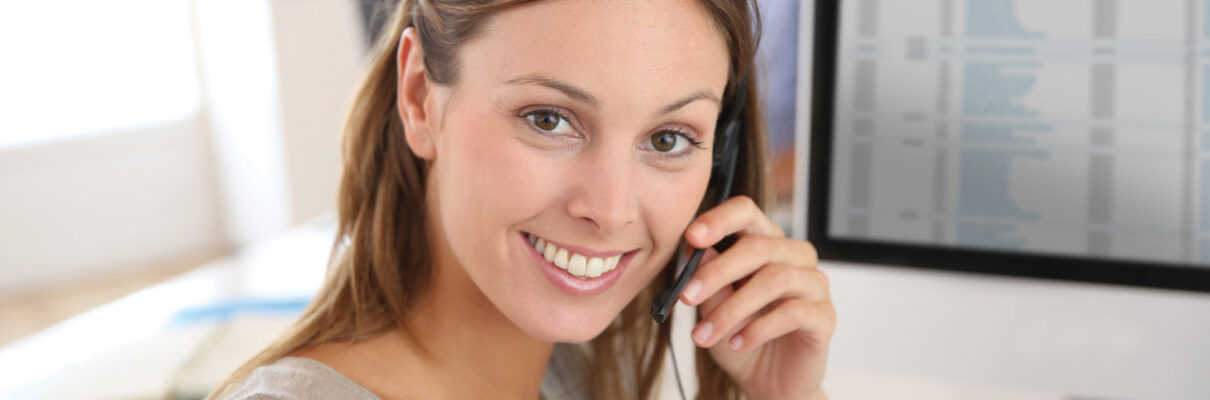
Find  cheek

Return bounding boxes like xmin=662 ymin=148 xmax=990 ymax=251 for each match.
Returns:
xmin=445 ymin=127 xmax=525 ymax=209
xmin=436 ymin=109 xmax=552 ymax=264
xmin=640 ymin=164 xmax=712 ymax=266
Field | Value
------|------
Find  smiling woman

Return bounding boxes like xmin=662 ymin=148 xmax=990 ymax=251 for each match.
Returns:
xmin=209 ymin=1 xmax=833 ymax=399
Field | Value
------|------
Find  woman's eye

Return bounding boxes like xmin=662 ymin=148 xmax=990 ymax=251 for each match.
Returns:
xmin=524 ymin=109 xmax=573 ymax=135
xmin=651 ymin=131 xmax=679 ymax=152
xmin=648 ymin=130 xmax=700 ymax=155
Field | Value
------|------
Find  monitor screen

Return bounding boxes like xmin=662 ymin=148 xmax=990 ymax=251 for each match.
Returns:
xmin=807 ymin=0 xmax=1210 ymax=292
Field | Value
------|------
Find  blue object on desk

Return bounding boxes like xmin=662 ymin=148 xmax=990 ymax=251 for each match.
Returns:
xmin=170 ymin=297 xmax=310 ymax=325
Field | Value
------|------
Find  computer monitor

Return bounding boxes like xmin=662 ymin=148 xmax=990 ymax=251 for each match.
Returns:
xmin=807 ymin=0 xmax=1210 ymax=292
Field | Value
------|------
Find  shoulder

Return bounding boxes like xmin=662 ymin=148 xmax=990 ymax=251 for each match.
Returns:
xmin=223 ymin=357 xmax=381 ymax=400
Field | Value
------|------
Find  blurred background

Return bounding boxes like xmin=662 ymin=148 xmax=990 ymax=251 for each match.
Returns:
xmin=2 ymin=0 xmax=1208 ymax=399
xmin=0 ymin=0 xmax=365 ymax=397
xmin=0 ymin=0 xmax=361 ymax=345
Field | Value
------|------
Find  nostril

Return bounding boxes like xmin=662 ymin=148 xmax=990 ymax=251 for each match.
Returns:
xmin=580 ymin=217 xmax=600 ymax=231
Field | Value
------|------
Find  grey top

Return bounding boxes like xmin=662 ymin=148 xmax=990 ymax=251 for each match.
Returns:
xmin=226 ymin=343 xmax=589 ymax=400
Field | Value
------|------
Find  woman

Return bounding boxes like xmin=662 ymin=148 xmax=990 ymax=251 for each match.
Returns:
xmin=212 ymin=0 xmax=833 ymax=398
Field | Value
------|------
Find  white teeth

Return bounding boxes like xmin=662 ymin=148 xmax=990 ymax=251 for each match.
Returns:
xmin=569 ymin=254 xmax=587 ymax=276
xmin=543 ymin=242 xmax=557 ymax=263
xmin=528 ymin=234 xmax=626 ymax=279
xmin=586 ymin=257 xmax=604 ymax=278
xmin=554 ymin=248 xmax=570 ymax=270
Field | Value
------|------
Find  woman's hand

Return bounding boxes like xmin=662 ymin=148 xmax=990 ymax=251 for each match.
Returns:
xmin=680 ymin=195 xmax=834 ymax=400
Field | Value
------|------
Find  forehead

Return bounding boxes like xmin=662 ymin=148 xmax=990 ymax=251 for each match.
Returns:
xmin=458 ymin=0 xmax=731 ymax=107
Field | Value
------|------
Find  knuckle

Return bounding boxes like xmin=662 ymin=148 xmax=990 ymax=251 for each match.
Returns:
xmin=821 ymin=302 xmax=838 ymax=331
xmin=749 ymin=234 xmax=774 ymax=254
xmin=802 ymin=300 xmax=834 ymax=328
xmin=714 ymin=304 xmax=740 ymax=327
xmin=788 ymin=298 xmax=812 ymax=322
xmin=735 ymin=195 xmax=757 ymax=210
xmin=792 ymin=266 xmax=813 ymax=287
xmin=745 ymin=316 xmax=771 ymax=338
xmin=768 ymin=264 xmax=796 ymax=284
xmin=791 ymin=270 xmax=814 ymax=296
xmin=799 ymin=240 xmax=819 ymax=265
xmin=742 ymin=197 xmax=763 ymax=223
xmin=808 ymin=268 xmax=829 ymax=290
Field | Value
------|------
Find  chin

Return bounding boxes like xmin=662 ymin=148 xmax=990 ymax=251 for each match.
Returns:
xmin=510 ymin=301 xmax=628 ymax=343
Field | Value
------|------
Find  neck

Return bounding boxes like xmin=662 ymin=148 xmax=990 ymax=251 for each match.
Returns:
xmin=392 ymin=221 xmax=554 ymax=399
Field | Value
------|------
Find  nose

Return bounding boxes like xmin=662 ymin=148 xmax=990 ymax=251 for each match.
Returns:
xmin=565 ymin=146 xmax=637 ymax=236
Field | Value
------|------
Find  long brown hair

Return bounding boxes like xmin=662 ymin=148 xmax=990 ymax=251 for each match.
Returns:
xmin=210 ymin=1 xmax=767 ymax=398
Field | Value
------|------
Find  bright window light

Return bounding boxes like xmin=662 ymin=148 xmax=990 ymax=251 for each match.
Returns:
xmin=0 ymin=0 xmax=200 ymax=150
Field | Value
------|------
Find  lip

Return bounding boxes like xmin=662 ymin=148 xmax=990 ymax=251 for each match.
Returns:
xmin=520 ymin=232 xmax=635 ymax=296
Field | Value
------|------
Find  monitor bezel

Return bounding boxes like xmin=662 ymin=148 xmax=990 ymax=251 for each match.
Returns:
xmin=806 ymin=0 xmax=1210 ymax=293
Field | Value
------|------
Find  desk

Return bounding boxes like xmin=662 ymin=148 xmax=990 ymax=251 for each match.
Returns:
xmin=0 ymin=222 xmax=330 ymax=399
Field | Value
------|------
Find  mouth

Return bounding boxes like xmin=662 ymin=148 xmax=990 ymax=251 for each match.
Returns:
xmin=520 ymin=231 xmax=637 ymax=296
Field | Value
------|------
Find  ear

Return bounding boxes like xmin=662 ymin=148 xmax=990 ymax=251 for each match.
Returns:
xmin=397 ymin=27 xmax=437 ymax=160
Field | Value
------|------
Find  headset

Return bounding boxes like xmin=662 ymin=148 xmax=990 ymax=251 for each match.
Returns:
xmin=650 ymin=78 xmax=747 ymax=400
xmin=651 ymin=78 xmax=748 ymax=325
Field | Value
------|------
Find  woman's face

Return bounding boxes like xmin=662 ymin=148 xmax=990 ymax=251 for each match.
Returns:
xmin=422 ymin=0 xmax=730 ymax=341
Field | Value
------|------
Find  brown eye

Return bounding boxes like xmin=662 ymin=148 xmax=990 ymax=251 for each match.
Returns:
xmin=533 ymin=110 xmax=561 ymax=131
xmin=651 ymin=131 xmax=678 ymax=152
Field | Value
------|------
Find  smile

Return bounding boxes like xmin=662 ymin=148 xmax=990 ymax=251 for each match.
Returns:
xmin=526 ymin=233 xmax=623 ymax=279
xmin=520 ymin=232 xmax=636 ymax=297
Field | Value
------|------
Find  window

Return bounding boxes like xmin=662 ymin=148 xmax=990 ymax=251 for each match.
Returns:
xmin=0 ymin=0 xmax=200 ymax=149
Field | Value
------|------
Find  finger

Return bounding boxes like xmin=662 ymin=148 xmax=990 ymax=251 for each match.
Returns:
xmin=677 ymin=247 xmax=722 ymax=304
xmin=700 ymin=247 xmax=721 ymax=266
xmin=728 ymin=299 xmax=837 ymax=352
xmin=696 ymin=275 xmax=732 ymax=318
xmin=682 ymin=236 xmax=820 ymax=306
xmin=685 ymin=195 xmax=783 ymax=249
xmin=693 ymin=282 xmax=737 ymax=346
xmin=694 ymin=264 xmax=817 ymax=347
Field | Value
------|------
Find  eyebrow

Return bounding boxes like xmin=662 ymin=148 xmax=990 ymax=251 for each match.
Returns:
xmin=503 ymin=73 xmax=720 ymax=115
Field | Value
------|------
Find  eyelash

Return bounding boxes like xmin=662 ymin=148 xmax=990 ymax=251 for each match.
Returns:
xmin=518 ymin=107 xmax=706 ymax=159
xmin=520 ymin=107 xmax=577 ymax=137
xmin=657 ymin=127 xmax=706 ymax=160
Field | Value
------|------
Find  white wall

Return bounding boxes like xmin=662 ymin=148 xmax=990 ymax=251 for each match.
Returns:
xmin=793 ymin=2 xmax=1210 ymax=399
xmin=192 ymin=0 xmax=365 ymax=243
xmin=193 ymin=0 xmax=294 ymax=246
xmin=268 ymin=0 xmax=367 ymax=225
xmin=0 ymin=118 xmax=226 ymax=298
xmin=0 ymin=0 xmax=363 ymax=299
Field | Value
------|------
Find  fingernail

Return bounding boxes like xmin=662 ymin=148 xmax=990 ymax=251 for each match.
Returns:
xmin=693 ymin=322 xmax=713 ymax=344
xmin=688 ymin=223 xmax=707 ymax=240
xmin=682 ymin=279 xmax=702 ymax=302
xmin=729 ymin=334 xmax=744 ymax=350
